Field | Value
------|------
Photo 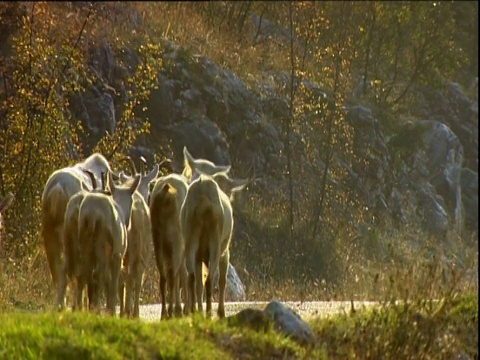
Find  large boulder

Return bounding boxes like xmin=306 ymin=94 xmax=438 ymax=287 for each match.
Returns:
xmin=389 ymin=120 xmax=464 ymax=237
xmin=142 ymin=43 xmax=284 ymax=177
xmin=224 ymin=263 xmax=247 ymax=301
xmin=411 ymin=82 xmax=478 ymax=172
xmin=418 ymin=120 xmax=464 ymax=232
xmin=155 ymin=116 xmax=231 ymax=174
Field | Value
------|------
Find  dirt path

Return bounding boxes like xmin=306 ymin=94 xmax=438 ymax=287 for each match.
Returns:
xmin=139 ymin=300 xmax=379 ymax=322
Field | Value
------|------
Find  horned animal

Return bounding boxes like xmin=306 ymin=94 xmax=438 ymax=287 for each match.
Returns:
xmin=149 ymin=147 xmax=238 ymax=319
xmin=149 ymin=173 xmax=189 ymax=319
xmin=180 ymin=173 xmax=247 ymax=318
xmin=121 ymin=187 xmax=153 ymax=318
xmin=41 ymin=153 xmax=111 ymax=301
xmin=77 ymin=171 xmax=140 ymax=315
xmin=114 ymin=157 xmax=172 ymax=318
xmin=58 ymin=171 xmax=110 ymax=311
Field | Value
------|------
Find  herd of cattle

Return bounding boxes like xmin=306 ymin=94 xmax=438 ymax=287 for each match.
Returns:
xmin=32 ymin=147 xmax=248 ymax=319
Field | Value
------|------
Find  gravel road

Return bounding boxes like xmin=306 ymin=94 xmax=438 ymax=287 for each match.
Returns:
xmin=139 ymin=301 xmax=379 ymax=322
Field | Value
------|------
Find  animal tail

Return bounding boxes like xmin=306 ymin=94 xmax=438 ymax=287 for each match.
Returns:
xmin=151 ymin=183 xmax=178 ymax=220
xmin=43 ymin=183 xmax=69 ymax=226
xmin=79 ymin=209 xmax=100 ymax=262
xmin=190 ymin=179 xmax=222 ymax=236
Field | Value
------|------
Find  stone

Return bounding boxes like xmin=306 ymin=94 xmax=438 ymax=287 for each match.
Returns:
xmin=419 ymin=120 xmax=464 ymax=231
xmin=225 ymin=263 xmax=247 ymax=301
xmin=263 ymin=300 xmax=316 ymax=346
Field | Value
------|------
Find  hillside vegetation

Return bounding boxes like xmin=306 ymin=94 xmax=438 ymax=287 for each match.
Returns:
xmin=0 ymin=1 xmax=477 ymax=309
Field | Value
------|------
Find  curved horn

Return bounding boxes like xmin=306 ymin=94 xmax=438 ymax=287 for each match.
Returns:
xmin=83 ymin=169 xmax=97 ymax=189
xmin=158 ymin=158 xmax=173 ymax=172
xmin=140 ymin=156 xmax=147 ymax=175
xmin=118 ymin=156 xmax=137 ymax=176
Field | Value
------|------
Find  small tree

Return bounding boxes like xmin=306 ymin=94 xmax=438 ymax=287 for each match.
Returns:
xmin=0 ymin=3 xmax=92 ymax=257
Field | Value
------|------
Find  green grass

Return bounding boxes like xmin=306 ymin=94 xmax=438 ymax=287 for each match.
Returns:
xmin=0 ymin=311 xmax=310 ymax=360
xmin=0 ymin=292 xmax=476 ymax=360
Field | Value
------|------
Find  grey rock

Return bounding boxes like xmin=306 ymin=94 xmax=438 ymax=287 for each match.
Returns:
xmin=70 ymin=86 xmax=116 ymax=153
xmin=263 ymin=300 xmax=316 ymax=346
xmin=225 ymin=263 xmax=246 ymax=301
xmin=416 ymin=185 xmax=450 ymax=239
xmin=419 ymin=120 xmax=464 ymax=231
xmin=411 ymin=82 xmax=478 ymax=172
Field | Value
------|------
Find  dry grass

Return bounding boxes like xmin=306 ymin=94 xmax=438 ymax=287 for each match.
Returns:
xmin=2 ymin=222 xmax=475 ymax=312
xmin=129 ymin=2 xmax=290 ymax=88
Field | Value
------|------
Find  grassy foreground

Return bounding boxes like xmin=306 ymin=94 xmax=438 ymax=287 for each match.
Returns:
xmin=0 ymin=293 xmax=476 ymax=360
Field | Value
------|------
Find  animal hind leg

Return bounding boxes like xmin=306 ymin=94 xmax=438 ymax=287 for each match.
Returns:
xmin=133 ymin=268 xmax=143 ymax=318
xmin=206 ymin=246 xmax=221 ymax=318
xmin=195 ymin=260 xmax=204 ymax=314
xmin=42 ymin=224 xmax=62 ymax=285
xmin=184 ymin=251 xmax=196 ymax=315
xmin=167 ymin=266 xmax=175 ymax=318
xmin=217 ymin=251 xmax=229 ymax=319
xmin=107 ymin=254 xmax=122 ymax=316
xmin=118 ymin=269 xmax=126 ymax=317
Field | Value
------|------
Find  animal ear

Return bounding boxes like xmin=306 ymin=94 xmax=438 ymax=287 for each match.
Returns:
xmin=215 ymin=164 xmax=231 ymax=174
xmin=213 ymin=173 xmax=248 ymax=197
xmin=183 ymin=146 xmax=194 ymax=167
xmin=147 ymin=164 xmax=159 ymax=182
xmin=226 ymin=178 xmax=248 ymax=202
xmin=130 ymin=174 xmax=141 ymax=194
xmin=231 ymin=178 xmax=248 ymax=192
xmin=182 ymin=147 xmax=194 ymax=180
xmin=183 ymin=146 xmax=194 ymax=162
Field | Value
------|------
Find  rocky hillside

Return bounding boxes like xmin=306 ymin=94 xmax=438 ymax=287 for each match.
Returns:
xmin=75 ymin=35 xmax=478 ymax=238
xmin=0 ymin=3 xmax=477 ymax=293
